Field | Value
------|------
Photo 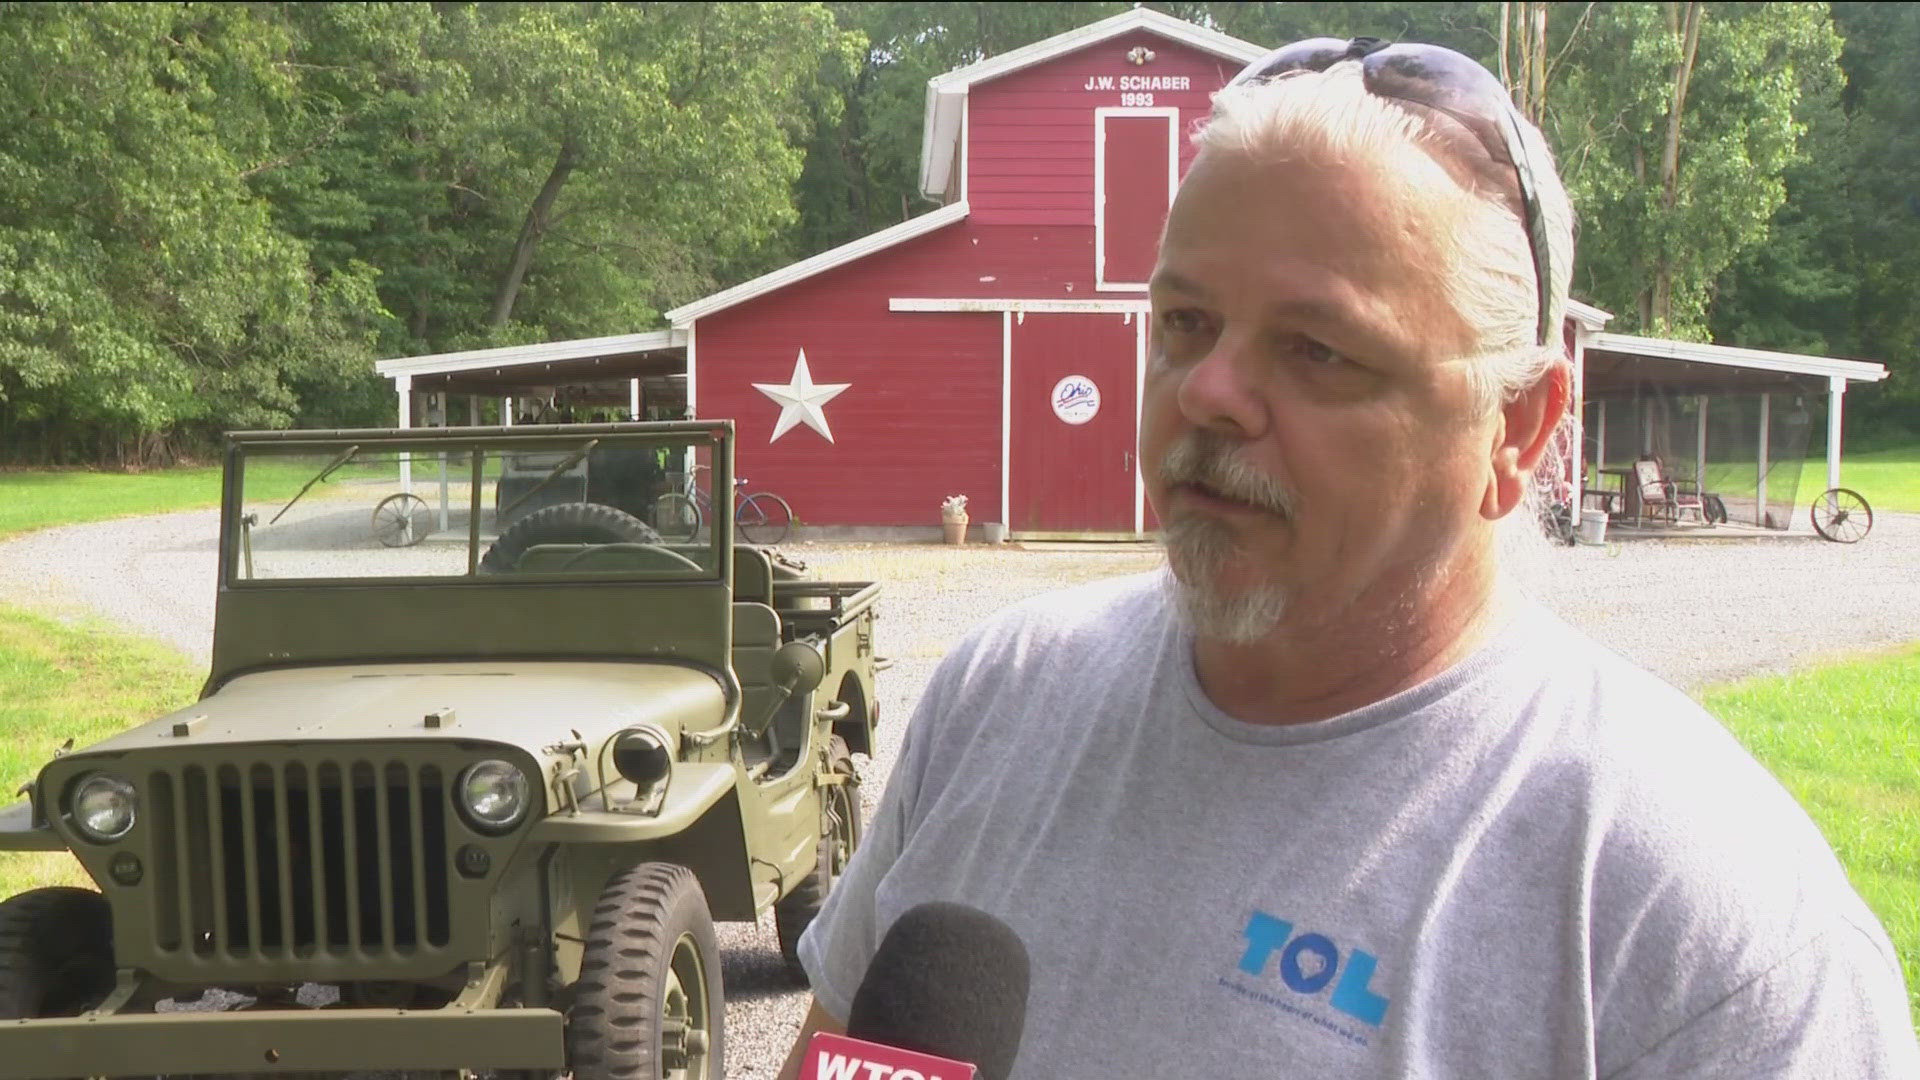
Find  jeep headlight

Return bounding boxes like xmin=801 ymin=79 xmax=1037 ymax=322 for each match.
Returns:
xmin=456 ymin=760 xmax=530 ymax=833
xmin=72 ymin=773 xmax=136 ymax=842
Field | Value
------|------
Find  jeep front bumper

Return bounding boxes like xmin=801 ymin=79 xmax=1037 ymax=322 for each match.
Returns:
xmin=0 ymin=1005 xmax=565 ymax=1078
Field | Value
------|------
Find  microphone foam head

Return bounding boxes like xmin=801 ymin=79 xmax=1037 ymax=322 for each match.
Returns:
xmin=846 ymin=902 xmax=1031 ymax=1080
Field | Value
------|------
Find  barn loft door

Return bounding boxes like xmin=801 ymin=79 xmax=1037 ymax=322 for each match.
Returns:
xmin=1008 ymin=312 xmax=1139 ymax=535
xmin=1095 ymin=107 xmax=1178 ymax=291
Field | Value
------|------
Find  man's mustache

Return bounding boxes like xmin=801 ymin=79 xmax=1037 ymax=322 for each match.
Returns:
xmin=1157 ymin=431 xmax=1295 ymax=519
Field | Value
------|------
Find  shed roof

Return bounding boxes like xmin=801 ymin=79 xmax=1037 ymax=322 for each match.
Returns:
xmin=1587 ymin=332 xmax=1889 ymax=389
xmin=918 ymin=9 xmax=1267 ymax=199
xmin=373 ymin=329 xmax=687 ymax=393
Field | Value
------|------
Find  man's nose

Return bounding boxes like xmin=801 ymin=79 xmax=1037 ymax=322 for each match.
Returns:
xmin=1175 ymin=337 xmax=1267 ymax=438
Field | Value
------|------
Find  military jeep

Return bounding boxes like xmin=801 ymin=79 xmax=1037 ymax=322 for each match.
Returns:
xmin=0 ymin=421 xmax=879 ymax=1080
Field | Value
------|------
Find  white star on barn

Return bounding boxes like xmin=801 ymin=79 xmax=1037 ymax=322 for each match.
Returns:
xmin=752 ymin=349 xmax=850 ymax=443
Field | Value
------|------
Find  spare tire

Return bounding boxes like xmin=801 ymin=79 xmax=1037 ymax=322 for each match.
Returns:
xmin=480 ymin=502 xmax=662 ymax=574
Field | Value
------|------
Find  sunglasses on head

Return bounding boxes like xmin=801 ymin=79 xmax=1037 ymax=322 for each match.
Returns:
xmin=1229 ymin=37 xmax=1554 ymax=349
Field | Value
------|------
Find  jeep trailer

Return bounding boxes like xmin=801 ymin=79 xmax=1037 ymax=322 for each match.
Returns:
xmin=0 ymin=421 xmax=880 ymax=1080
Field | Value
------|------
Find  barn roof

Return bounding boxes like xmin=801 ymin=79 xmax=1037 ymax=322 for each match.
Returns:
xmin=664 ymin=200 xmax=970 ymax=327
xmin=918 ymin=9 xmax=1268 ymax=200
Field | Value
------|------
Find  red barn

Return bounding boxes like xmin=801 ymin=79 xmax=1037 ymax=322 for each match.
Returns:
xmin=665 ymin=9 xmax=1266 ymax=539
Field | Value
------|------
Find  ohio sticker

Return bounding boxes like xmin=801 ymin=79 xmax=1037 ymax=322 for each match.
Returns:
xmin=1051 ymin=375 xmax=1101 ymax=425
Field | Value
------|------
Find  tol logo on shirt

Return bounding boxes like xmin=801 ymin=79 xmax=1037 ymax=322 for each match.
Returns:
xmin=1236 ymin=911 xmax=1391 ymax=1027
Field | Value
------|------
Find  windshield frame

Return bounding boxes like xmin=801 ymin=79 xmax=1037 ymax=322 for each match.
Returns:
xmin=220 ymin=421 xmax=736 ymax=590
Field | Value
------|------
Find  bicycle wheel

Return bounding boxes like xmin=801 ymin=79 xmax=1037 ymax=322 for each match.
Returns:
xmin=1810 ymin=488 xmax=1872 ymax=543
xmin=371 ymin=492 xmax=431 ymax=547
xmin=735 ymin=493 xmax=793 ymax=545
xmin=651 ymin=492 xmax=702 ymax=542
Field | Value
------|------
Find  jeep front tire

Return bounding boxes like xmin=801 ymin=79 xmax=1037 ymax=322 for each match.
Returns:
xmin=566 ymin=862 xmax=722 ymax=1080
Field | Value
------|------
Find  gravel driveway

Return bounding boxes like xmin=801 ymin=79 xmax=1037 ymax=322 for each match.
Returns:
xmin=1 ymin=510 xmax=1917 ymax=1076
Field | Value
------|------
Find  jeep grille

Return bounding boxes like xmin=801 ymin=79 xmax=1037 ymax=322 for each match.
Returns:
xmin=145 ymin=760 xmax=453 ymax=958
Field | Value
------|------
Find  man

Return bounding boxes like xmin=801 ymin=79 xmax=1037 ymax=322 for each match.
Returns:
xmin=781 ymin=39 xmax=1918 ymax=1078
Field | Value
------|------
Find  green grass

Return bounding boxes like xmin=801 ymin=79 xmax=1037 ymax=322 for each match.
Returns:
xmin=1834 ymin=445 xmax=1920 ymax=514
xmin=1700 ymin=644 xmax=1920 ymax=1027
xmin=0 ymin=607 xmax=201 ymax=893
xmin=1698 ymin=444 xmax=1920 ymax=514
xmin=0 ymin=459 xmax=402 ymax=540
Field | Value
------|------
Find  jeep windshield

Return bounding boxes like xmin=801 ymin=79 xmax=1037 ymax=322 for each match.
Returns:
xmin=226 ymin=426 xmax=728 ymax=585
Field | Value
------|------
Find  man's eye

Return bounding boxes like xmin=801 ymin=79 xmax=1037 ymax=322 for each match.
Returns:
xmin=1300 ymin=339 xmax=1347 ymax=365
xmin=1161 ymin=309 xmax=1204 ymax=335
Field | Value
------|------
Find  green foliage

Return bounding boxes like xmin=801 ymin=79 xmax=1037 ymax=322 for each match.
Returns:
xmin=0 ymin=2 xmax=856 ymax=464
xmin=2 ymin=2 xmax=1917 ymax=454
xmin=1549 ymin=3 xmax=1841 ymax=338
xmin=0 ymin=3 xmax=387 ymax=462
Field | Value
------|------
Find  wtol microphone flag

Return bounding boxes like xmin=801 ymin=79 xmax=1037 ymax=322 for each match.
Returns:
xmin=800 ymin=1031 xmax=976 ymax=1080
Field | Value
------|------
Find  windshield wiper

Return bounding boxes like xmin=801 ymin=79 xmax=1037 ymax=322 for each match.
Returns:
xmin=499 ymin=438 xmax=598 ymax=520
xmin=270 ymin=445 xmax=362 ymax=525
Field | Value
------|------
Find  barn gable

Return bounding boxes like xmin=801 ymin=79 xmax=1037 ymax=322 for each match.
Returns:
xmin=665 ymin=10 xmax=1266 ymax=539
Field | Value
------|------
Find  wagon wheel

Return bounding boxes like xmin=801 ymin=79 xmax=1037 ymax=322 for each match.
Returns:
xmin=1810 ymin=488 xmax=1873 ymax=543
xmin=372 ymin=492 xmax=432 ymax=547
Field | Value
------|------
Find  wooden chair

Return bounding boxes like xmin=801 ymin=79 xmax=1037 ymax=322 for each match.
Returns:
xmin=1633 ymin=457 xmax=1705 ymax=526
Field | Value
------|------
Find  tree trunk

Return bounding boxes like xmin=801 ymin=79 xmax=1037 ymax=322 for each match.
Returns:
xmin=1647 ymin=1 xmax=1705 ymax=331
xmin=489 ymin=137 xmax=579 ymax=329
xmin=1500 ymin=2 xmax=1552 ymax=126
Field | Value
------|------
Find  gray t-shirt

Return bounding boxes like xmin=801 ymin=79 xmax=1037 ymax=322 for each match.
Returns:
xmin=798 ymin=572 xmax=1917 ymax=1077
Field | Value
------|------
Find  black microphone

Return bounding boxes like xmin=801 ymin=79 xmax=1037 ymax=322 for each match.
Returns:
xmin=803 ymin=901 xmax=1030 ymax=1080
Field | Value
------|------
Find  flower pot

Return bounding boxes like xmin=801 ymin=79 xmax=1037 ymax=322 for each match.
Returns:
xmin=942 ymin=516 xmax=968 ymax=545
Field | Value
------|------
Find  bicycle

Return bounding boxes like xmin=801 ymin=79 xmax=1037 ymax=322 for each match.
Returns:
xmin=651 ymin=463 xmax=795 ymax=545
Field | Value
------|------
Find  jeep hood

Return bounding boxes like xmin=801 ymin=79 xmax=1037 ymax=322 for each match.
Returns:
xmin=85 ymin=661 xmax=729 ymax=757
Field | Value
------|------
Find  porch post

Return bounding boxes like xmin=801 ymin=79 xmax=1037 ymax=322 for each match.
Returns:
xmin=1826 ymin=375 xmax=1846 ymax=492
xmin=1569 ymin=326 xmax=1586 ymax=510
xmin=1695 ymin=395 xmax=1708 ymax=493
xmin=1595 ymin=400 xmax=1607 ymax=474
xmin=630 ymin=377 xmax=642 ymax=421
xmin=469 ymin=395 xmax=481 ymax=427
xmin=502 ymin=397 xmax=514 ymax=427
xmin=1757 ymin=393 xmax=1771 ymax=525
xmin=396 ymin=374 xmax=412 ymax=494
xmin=436 ymin=393 xmax=450 ymax=533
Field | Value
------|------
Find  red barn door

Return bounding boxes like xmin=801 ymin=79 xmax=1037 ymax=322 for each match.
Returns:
xmin=1096 ymin=108 xmax=1177 ymax=290
xmin=1009 ymin=312 xmax=1139 ymax=534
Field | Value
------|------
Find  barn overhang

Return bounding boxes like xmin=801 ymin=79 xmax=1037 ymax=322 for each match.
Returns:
xmin=373 ymin=329 xmax=688 ymax=427
xmin=1576 ymin=330 xmax=1889 ymax=504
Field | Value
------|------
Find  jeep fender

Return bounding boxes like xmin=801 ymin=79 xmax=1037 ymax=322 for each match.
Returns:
xmin=528 ymin=763 xmax=756 ymax=923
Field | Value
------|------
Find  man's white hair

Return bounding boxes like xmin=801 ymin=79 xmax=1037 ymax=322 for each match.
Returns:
xmin=1194 ymin=62 xmax=1576 ymax=416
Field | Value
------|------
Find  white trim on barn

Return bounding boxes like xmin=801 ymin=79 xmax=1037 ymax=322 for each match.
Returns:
xmin=1567 ymin=299 xmax=1613 ymax=330
xmin=685 ymin=322 xmax=698 ymax=416
xmin=1093 ymin=105 xmax=1180 ymax=292
xmin=918 ymin=8 xmax=1267 ymax=198
xmin=890 ymin=297 xmax=1151 ymax=314
xmin=664 ymin=202 xmax=970 ymax=327
xmin=1001 ymin=311 xmax=1013 ymax=533
xmin=1134 ymin=308 xmax=1147 ymax=534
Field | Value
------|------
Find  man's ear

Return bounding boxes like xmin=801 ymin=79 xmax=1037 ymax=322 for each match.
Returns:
xmin=1482 ymin=361 xmax=1571 ymax=519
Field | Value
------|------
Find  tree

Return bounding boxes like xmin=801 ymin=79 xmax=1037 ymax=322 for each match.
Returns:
xmin=0 ymin=3 xmax=386 ymax=464
xmin=1548 ymin=3 xmax=1840 ymax=338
